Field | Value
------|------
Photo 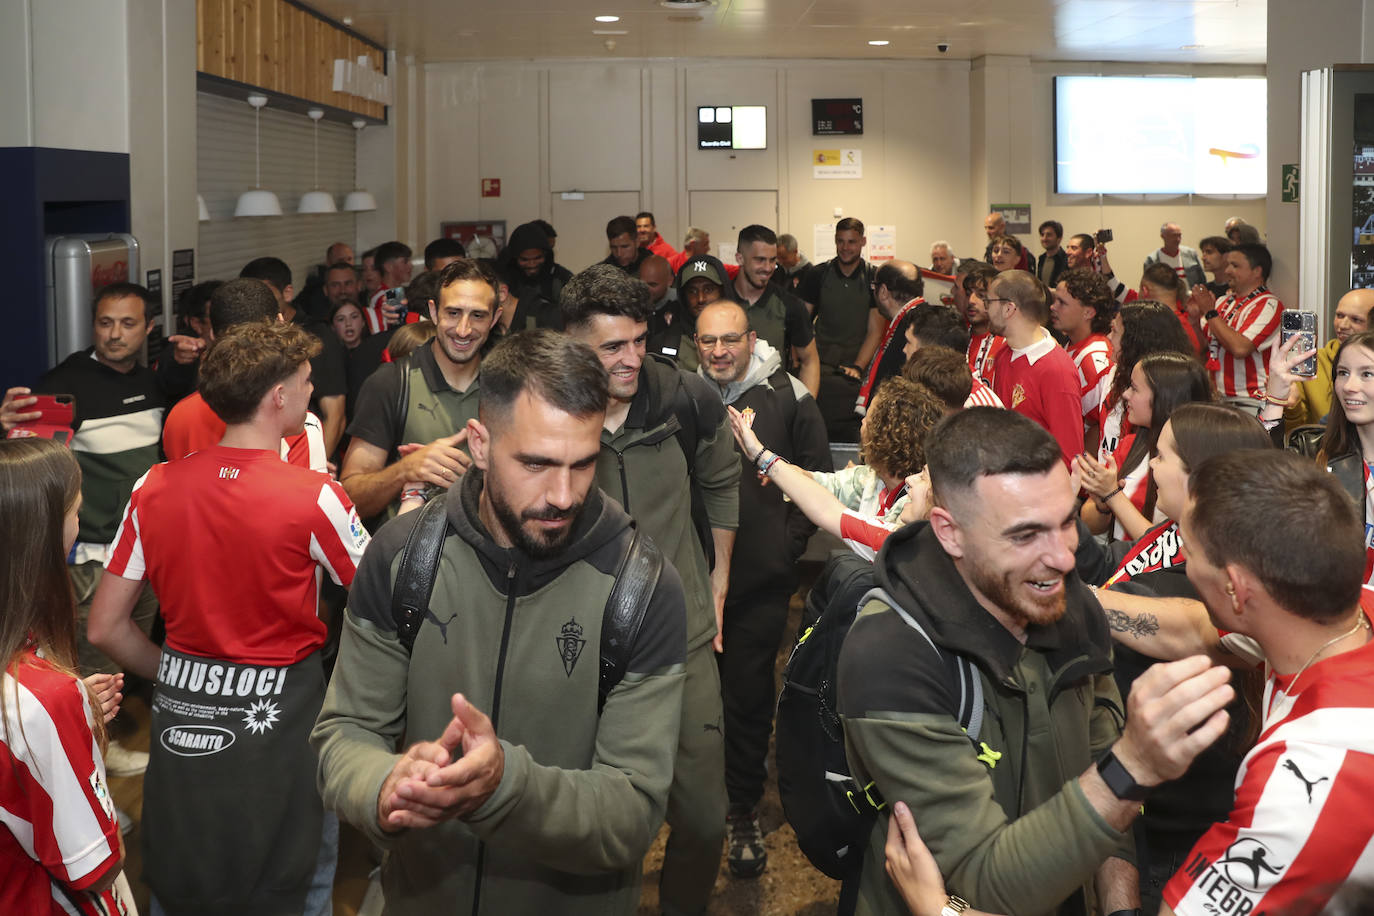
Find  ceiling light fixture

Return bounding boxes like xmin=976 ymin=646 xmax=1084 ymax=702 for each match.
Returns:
xmin=595 ymin=15 xmax=620 ymax=22
xmin=343 ymin=119 xmax=378 ymax=212
xmin=298 ymin=108 xmax=338 ymax=214
xmin=234 ymin=94 xmax=283 ymax=218
xmin=659 ymin=0 xmax=713 ymax=10
xmin=868 ymin=39 xmax=890 ymax=46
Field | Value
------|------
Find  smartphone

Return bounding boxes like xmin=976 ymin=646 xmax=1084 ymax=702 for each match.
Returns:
xmin=1281 ymin=310 xmax=1318 ymax=378
xmin=1095 ymin=228 xmax=1114 ymax=244
xmin=6 ymin=393 xmax=75 ymax=445
xmin=383 ymin=287 xmax=405 ymax=327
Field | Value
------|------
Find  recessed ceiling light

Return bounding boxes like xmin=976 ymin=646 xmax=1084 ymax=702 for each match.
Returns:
xmin=660 ymin=0 xmax=714 ymax=9
xmin=1180 ymin=43 xmax=1204 ymax=50
xmin=868 ymin=39 xmax=890 ymax=46
xmin=595 ymin=15 xmax=620 ymax=22
xmin=593 ymin=29 xmax=628 ymax=35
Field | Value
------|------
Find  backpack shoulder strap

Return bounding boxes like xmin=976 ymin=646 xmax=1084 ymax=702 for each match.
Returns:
xmin=390 ymin=494 xmax=451 ymax=653
xmin=860 ymin=587 xmax=983 ymax=742
xmin=599 ymin=527 xmax=663 ymax=713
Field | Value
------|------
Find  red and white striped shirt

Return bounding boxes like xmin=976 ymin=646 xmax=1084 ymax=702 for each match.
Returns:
xmin=0 ymin=650 xmax=134 ymax=916
xmin=1165 ymin=597 xmax=1374 ymax=916
xmin=967 ymin=331 xmax=1007 ymax=386
xmin=964 ymin=376 xmax=1004 ymax=408
xmin=1110 ymin=433 xmax=1163 ymax=541
xmin=1066 ymin=334 xmax=1114 ymax=422
xmin=1208 ymin=286 xmax=1283 ymax=400
xmin=106 ymin=446 xmax=368 ymax=665
xmin=839 ymin=509 xmax=898 ymax=562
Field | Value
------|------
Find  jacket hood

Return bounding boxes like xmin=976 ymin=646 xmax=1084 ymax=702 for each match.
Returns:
xmin=449 ymin=465 xmax=632 ymax=593
xmin=874 ymin=521 xmax=1114 ymax=689
xmin=785 ymin=254 xmax=811 ymax=275
xmin=697 ymin=339 xmax=782 ymax=406
xmin=506 ymin=222 xmax=555 ymax=261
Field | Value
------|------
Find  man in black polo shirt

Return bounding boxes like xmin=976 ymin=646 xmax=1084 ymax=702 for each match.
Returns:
xmin=240 ymin=257 xmax=348 ymax=455
xmin=799 ymin=217 xmax=879 ymax=440
xmin=730 ymin=225 xmax=819 ymax=398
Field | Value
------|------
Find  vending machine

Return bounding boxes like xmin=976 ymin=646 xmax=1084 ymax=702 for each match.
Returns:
xmin=45 ymin=233 xmax=141 ymax=369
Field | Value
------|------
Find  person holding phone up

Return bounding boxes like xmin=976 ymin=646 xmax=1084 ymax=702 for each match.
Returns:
xmin=1186 ymin=243 xmax=1283 ymax=413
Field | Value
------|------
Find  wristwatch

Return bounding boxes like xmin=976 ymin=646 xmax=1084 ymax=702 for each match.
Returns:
xmin=1097 ymin=750 xmax=1151 ymax=801
xmin=1204 ymin=308 xmax=1220 ymax=321
xmin=940 ymin=895 xmax=969 ymax=916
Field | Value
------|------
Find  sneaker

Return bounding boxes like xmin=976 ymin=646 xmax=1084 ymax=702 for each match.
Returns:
xmin=104 ymin=740 xmax=148 ymax=777
xmin=726 ymin=808 xmax=767 ymax=878
xmin=116 ymin=807 xmax=134 ymax=836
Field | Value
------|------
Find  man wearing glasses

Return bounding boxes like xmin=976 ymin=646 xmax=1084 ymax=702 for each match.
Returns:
xmin=986 ymin=269 xmax=1084 ymax=465
xmin=693 ymin=299 xmax=831 ymax=880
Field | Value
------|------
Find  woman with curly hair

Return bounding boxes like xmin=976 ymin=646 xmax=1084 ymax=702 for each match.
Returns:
xmin=727 ymin=377 xmax=944 ymax=559
xmin=1097 ymin=299 xmax=1197 ymax=461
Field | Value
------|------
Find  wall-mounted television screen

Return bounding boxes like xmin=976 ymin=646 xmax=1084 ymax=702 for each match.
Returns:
xmin=698 ymin=106 xmax=767 ymax=150
xmin=1054 ymin=76 xmax=1267 ymax=194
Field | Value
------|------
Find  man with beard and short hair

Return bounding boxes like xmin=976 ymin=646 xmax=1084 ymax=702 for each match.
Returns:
xmin=637 ymin=211 xmax=677 ymax=261
xmin=838 ymin=407 xmax=1236 ymax=916
xmin=341 ymin=260 xmax=501 ymax=521
xmin=801 ymin=218 xmax=881 ymax=439
xmin=313 ymin=329 xmax=688 ymax=916
xmin=563 ymin=264 xmax=740 ymax=916
xmin=693 ymin=300 xmax=830 ymax=879
xmin=732 ymin=225 xmax=819 ymax=398
xmin=603 ymin=215 xmax=652 ymax=275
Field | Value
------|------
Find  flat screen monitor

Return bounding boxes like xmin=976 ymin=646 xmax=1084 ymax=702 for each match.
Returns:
xmin=698 ymin=105 xmax=767 ymax=150
xmin=1054 ymin=76 xmax=1267 ymax=194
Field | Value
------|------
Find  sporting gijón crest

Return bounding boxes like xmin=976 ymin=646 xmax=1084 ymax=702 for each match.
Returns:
xmin=557 ymin=617 xmax=587 ymax=676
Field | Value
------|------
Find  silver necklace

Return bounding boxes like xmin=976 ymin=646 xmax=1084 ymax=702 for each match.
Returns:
xmin=1285 ymin=615 xmax=1370 ymax=695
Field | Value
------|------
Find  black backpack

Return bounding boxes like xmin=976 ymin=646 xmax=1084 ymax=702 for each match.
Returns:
xmin=389 ymin=494 xmax=662 ymax=713
xmin=775 ymin=551 xmax=983 ymax=880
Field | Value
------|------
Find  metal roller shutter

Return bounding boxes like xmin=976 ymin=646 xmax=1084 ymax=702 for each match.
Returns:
xmin=196 ymin=92 xmax=357 ymax=291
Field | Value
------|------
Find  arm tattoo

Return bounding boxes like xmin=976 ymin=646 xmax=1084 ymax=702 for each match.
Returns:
xmin=1105 ymin=608 xmax=1161 ymax=639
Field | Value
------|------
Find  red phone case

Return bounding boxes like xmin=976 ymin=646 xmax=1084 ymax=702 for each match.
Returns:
xmin=6 ymin=394 xmax=75 ymax=444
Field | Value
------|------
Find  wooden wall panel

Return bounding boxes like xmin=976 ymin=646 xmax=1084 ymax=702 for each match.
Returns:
xmin=197 ymin=0 xmax=386 ymax=120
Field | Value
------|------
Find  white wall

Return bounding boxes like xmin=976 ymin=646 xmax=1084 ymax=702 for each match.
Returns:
xmin=421 ymin=59 xmax=975 ymax=273
xmin=415 ymin=56 xmax=1273 ymax=280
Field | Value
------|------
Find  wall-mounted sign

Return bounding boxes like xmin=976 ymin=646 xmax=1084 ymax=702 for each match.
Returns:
xmin=990 ymin=204 xmax=1032 ymax=235
xmin=481 ymin=178 xmax=501 ymax=198
xmin=814 ymin=149 xmax=862 ymax=179
xmin=442 ymin=221 xmax=507 ymax=259
xmin=812 ymin=98 xmax=863 ymax=136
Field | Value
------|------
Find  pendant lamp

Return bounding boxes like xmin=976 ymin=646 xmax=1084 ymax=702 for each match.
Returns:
xmin=298 ymin=108 xmax=338 ymax=213
xmin=235 ymin=94 xmax=283 ymax=217
xmin=343 ymin=119 xmax=378 ymax=212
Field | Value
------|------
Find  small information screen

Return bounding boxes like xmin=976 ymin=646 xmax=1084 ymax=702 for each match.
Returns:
xmin=812 ymin=98 xmax=863 ymax=136
xmin=698 ymin=106 xmax=767 ymax=150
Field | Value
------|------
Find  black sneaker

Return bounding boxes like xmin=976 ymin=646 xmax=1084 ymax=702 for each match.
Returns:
xmin=726 ymin=808 xmax=767 ymax=878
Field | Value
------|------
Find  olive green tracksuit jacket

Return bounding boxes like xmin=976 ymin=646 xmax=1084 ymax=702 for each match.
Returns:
xmin=311 ymin=470 xmax=688 ymax=916
xmin=838 ymin=521 xmax=1134 ymax=916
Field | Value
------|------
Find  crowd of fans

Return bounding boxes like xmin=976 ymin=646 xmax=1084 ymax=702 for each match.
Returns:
xmin=3 ymin=205 xmax=1373 ymax=916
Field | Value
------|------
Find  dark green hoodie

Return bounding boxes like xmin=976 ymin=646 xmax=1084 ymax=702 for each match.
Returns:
xmin=838 ymin=521 xmax=1134 ymax=916
xmin=312 ymin=470 xmax=687 ymax=915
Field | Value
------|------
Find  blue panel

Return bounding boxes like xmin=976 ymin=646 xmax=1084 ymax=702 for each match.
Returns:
xmin=0 ymin=148 xmax=130 ymax=386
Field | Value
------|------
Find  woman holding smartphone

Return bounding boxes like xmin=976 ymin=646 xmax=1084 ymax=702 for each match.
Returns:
xmin=0 ymin=438 xmax=134 ymax=914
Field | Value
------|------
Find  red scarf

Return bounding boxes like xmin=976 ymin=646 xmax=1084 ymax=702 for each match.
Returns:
xmin=1105 ymin=520 xmax=1186 ymax=586
xmin=857 ymin=298 xmax=923 ymax=411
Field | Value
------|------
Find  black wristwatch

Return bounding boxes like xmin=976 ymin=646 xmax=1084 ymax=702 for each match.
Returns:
xmin=1204 ymin=308 xmax=1219 ymax=321
xmin=1097 ymin=750 xmax=1151 ymax=801
xmin=1105 ymin=910 xmax=1142 ymax=916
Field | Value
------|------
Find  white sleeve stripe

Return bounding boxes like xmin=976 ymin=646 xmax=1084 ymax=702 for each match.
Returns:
xmin=0 ymin=676 xmax=113 ymax=880
xmin=313 ymin=483 xmax=368 ymax=583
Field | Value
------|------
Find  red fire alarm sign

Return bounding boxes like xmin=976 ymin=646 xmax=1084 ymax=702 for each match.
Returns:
xmin=481 ymin=178 xmax=501 ymax=198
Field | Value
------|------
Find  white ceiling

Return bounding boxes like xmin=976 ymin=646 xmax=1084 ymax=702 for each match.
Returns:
xmin=312 ymin=0 xmax=1266 ymax=65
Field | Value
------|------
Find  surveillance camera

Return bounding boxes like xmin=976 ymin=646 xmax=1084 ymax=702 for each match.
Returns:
xmin=937 ymin=42 xmax=949 ymax=53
